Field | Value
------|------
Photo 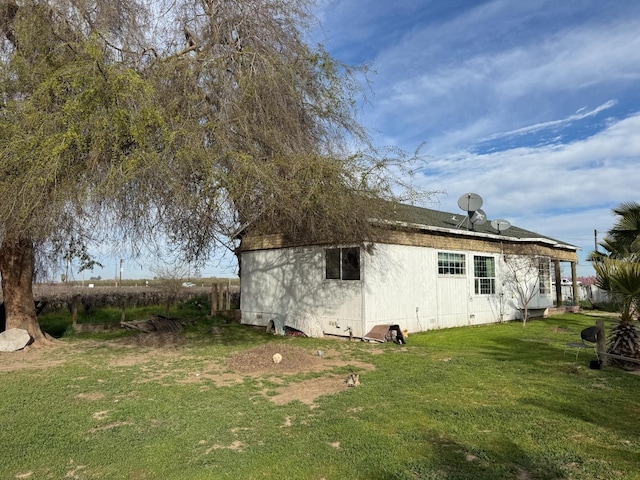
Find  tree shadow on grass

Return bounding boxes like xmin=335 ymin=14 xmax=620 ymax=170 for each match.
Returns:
xmin=472 ymin=317 xmax=604 ymax=368
xmin=200 ymin=323 xmax=301 ymax=347
xmin=519 ymin=390 xmax=640 ymax=447
xmin=483 ymin=336 xmax=564 ymax=362
xmin=516 ymin=394 xmax=640 ymax=478
xmin=371 ymin=430 xmax=566 ymax=480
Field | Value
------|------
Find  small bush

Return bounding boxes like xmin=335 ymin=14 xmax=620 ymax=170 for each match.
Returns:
xmin=178 ymin=295 xmax=211 ymax=313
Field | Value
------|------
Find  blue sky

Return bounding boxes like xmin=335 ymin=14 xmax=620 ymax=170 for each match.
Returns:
xmin=311 ymin=0 xmax=640 ymax=277
xmin=86 ymin=0 xmax=639 ymax=281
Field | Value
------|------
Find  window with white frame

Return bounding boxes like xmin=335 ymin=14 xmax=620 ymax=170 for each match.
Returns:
xmin=538 ymin=258 xmax=551 ymax=294
xmin=325 ymin=247 xmax=360 ymax=280
xmin=474 ymin=255 xmax=496 ymax=294
xmin=438 ymin=252 xmax=466 ymax=275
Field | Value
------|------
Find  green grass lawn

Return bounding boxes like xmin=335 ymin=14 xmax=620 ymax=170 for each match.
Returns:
xmin=1 ymin=313 xmax=639 ymax=479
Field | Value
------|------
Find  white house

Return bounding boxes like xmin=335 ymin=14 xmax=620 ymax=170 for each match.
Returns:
xmin=239 ymin=203 xmax=579 ymax=339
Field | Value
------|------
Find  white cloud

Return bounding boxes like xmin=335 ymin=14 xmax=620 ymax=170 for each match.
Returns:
xmin=426 ymin=113 xmax=640 ymax=210
xmin=484 ymin=101 xmax=617 ymax=142
xmin=344 ymin=2 xmax=640 ymax=155
xmin=311 ymin=2 xmax=640 ymax=276
xmin=412 ymin=113 xmax=640 ymax=276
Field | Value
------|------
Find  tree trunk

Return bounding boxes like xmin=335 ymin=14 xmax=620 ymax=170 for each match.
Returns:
xmin=0 ymin=237 xmax=49 ymax=345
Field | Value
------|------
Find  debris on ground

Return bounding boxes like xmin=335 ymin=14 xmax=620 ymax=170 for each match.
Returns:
xmin=363 ymin=324 xmax=406 ymax=344
xmin=120 ymin=316 xmax=184 ymax=333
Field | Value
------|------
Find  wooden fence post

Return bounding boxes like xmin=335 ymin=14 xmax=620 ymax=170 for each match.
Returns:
xmin=211 ymin=283 xmax=218 ymax=315
xmin=71 ymin=295 xmax=80 ymax=330
xmin=218 ymin=282 xmax=224 ymax=312
xmin=596 ymin=319 xmax=607 ymax=365
xmin=226 ymin=279 xmax=231 ymax=310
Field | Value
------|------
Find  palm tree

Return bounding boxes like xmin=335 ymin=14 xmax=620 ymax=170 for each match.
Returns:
xmin=588 ymin=237 xmax=631 ymax=262
xmin=597 ymin=201 xmax=640 ymax=260
xmin=590 ymin=202 xmax=640 ymax=368
xmin=593 ymin=257 xmax=640 ymax=368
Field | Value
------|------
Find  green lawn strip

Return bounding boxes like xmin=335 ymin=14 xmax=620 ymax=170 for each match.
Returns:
xmin=1 ymin=313 xmax=639 ymax=479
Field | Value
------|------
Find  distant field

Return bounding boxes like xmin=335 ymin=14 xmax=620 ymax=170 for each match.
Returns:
xmin=58 ymin=277 xmax=240 ymax=288
xmin=0 ymin=281 xmax=237 ymax=304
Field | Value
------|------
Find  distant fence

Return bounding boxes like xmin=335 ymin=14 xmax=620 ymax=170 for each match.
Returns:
xmin=22 ymin=283 xmax=240 ymax=314
xmin=210 ymin=281 xmax=240 ymax=316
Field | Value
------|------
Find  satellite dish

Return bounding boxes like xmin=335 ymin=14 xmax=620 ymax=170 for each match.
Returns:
xmin=470 ymin=209 xmax=487 ymax=226
xmin=491 ymin=219 xmax=511 ymax=234
xmin=457 ymin=193 xmax=483 ymax=212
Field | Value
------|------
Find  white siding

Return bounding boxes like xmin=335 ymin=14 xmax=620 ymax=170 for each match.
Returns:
xmin=362 ymin=244 xmax=439 ymax=333
xmin=437 ymin=276 xmax=471 ymax=328
xmin=240 ymin=242 xmax=552 ymax=338
xmin=363 ymin=244 xmax=509 ymax=333
xmin=240 ymin=246 xmax=364 ymax=337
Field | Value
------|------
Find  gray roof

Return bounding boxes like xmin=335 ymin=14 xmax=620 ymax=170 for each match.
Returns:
xmin=387 ymin=203 xmax=577 ymax=249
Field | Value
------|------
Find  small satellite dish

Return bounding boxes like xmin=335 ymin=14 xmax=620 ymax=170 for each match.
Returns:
xmin=457 ymin=193 xmax=483 ymax=212
xmin=470 ymin=209 xmax=487 ymax=226
xmin=491 ymin=219 xmax=511 ymax=234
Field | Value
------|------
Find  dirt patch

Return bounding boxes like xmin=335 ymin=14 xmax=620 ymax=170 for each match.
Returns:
xmin=205 ymin=440 xmax=245 ymax=453
xmin=87 ymin=421 xmax=132 ymax=433
xmin=0 ymin=333 xmax=187 ymax=372
xmin=516 ymin=468 xmax=532 ymax=480
xmin=228 ymin=344 xmax=333 ymax=374
xmin=1 ymin=337 xmax=377 ymax=406
xmin=266 ymin=375 xmax=347 ymax=406
xmin=0 ymin=343 xmax=68 ymax=372
xmin=92 ymin=410 xmax=110 ymax=421
xmin=226 ymin=344 xmax=375 ymax=405
xmin=582 ymin=311 xmax=619 ymax=318
xmin=76 ymin=392 xmax=106 ymax=401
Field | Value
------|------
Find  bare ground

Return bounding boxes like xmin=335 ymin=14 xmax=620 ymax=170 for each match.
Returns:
xmin=225 ymin=343 xmax=375 ymax=405
xmin=0 ymin=333 xmax=376 ymax=406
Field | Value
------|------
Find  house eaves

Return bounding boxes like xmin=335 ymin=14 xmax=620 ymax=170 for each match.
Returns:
xmin=371 ymin=203 xmax=579 ymax=252
xmin=372 ymin=218 xmax=578 ymax=252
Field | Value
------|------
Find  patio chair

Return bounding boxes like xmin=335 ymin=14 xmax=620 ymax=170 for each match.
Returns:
xmin=564 ymin=326 xmax=600 ymax=360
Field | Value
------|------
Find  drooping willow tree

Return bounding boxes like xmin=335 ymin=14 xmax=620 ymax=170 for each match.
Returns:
xmin=0 ymin=0 xmax=424 ymax=344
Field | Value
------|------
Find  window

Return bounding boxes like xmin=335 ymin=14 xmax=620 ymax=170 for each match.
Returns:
xmin=438 ymin=252 xmax=466 ymax=275
xmin=538 ymin=258 xmax=551 ymax=294
xmin=474 ymin=256 xmax=495 ymax=294
xmin=325 ymin=247 xmax=360 ymax=280
xmin=325 ymin=249 xmax=341 ymax=279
